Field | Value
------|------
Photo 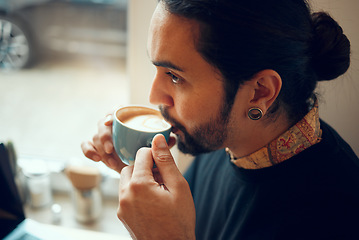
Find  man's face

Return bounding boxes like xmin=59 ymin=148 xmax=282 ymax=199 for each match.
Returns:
xmin=147 ymin=3 xmax=234 ymax=155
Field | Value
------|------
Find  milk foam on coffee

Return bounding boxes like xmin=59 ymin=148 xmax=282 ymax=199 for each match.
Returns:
xmin=123 ymin=114 xmax=170 ymax=132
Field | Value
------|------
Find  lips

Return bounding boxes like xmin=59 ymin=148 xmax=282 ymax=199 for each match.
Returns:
xmin=171 ymin=125 xmax=179 ymax=134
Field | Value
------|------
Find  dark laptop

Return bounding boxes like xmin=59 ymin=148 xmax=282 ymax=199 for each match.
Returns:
xmin=0 ymin=143 xmax=72 ymax=240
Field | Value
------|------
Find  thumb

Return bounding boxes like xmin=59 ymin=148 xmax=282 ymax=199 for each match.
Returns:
xmin=151 ymin=134 xmax=182 ymax=188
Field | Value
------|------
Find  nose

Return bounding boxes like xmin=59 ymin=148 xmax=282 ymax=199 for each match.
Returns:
xmin=149 ymin=71 xmax=174 ymax=107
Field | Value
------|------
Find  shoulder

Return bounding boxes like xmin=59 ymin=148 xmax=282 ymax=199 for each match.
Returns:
xmin=316 ymin=119 xmax=359 ymax=166
xmin=294 ymin=119 xmax=359 ymax=192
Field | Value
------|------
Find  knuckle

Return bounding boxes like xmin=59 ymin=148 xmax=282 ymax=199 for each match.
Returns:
xmin=117 ymin=200 xmax=130 ymax=221
xmin=118 ymin=195 xmax=131 ymax=210
xmin=116 ymin=208 xmax=122 ymax=220
xmin=155 ymin=152 xmax=173 ymax=163
xmin=92 ymin=134 xmax=99 ymax=143
xmin=117 ymin=209 xmax=124 ymax=221
xmin=99 ymin=133 xmax=110 ymax=143
xmin=128 ymin=180 xmax=144 ymax=194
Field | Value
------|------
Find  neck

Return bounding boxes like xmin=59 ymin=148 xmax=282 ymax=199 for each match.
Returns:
xmin=227 ymin=114 xmax=292 ymax=159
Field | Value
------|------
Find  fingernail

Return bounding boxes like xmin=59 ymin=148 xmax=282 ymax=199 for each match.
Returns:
xmin=104 ymin=141 xmax=113 ymax=153
xmin=155 ymin=134 xmax=167 ymax=149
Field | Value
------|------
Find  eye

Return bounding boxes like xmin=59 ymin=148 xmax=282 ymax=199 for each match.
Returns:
xmin=165 ymin=71 xmax=182 ymax=84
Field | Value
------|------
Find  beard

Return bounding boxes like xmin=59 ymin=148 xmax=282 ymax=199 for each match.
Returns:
xmin=159 ymin=101 xmax=233 ymax=156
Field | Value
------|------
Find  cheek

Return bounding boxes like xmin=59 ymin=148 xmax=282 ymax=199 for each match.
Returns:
xmin=176 ymin=99 xmax=199 ymax=125
xmin=175 ymin=89 xmax=223 ymax=127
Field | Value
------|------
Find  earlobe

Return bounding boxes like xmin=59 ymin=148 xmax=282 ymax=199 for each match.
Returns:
xmin=249 ymin=70 xmax=282 ymax=114
xmin=248 ymin=107 xmax=263 ymax=120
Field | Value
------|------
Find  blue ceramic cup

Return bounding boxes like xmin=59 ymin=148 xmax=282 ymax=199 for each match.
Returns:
xmin=113 ymin=106 xmax=172 ymax=165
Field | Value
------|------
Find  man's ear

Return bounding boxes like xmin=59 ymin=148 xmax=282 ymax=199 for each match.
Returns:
xmin=248 ymin=69 xmax=282 ymax=114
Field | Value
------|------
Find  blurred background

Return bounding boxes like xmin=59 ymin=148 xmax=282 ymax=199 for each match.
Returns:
xmin=1 ymin=0 xmax=129 ymax=163
xmin=0 ymin=0 xmax=358 ymax=236
xmin=0 ymin=0 xmax=133 ymax=236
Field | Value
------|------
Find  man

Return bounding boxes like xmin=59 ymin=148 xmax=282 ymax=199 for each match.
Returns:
xmin=82 ymin=0 xmax=359 ymax=239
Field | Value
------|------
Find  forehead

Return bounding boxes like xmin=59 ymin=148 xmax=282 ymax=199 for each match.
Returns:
xmin=148 ymin=3 xmax=200 ymax=65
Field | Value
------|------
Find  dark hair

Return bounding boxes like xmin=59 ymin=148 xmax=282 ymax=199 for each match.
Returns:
xmin=160 ymin=0 xmax=351 ymax=123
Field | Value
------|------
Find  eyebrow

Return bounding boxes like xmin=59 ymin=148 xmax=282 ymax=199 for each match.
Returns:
xmin=152 ymin=60 xmax=185 ymax=72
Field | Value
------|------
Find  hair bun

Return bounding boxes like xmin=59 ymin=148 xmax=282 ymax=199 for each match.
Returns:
xmin=311 ymin=12 xmax=351 ymax=81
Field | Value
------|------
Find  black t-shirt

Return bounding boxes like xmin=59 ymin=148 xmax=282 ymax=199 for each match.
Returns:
xmin=184 ymin=120 xmax=359 ymax=240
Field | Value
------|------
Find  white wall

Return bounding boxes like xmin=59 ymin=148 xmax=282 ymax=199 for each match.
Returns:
xmin=127 ymin=0 xmax=359 ymax=166
xmin=312 ymin=0 xmax=359 ymax=156
xmin=127 ymin=0 xmax=157 ymax=105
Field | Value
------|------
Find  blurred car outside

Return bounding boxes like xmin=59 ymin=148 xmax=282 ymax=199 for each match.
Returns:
xmin=0 ymin=0 xmax=128 ymax=70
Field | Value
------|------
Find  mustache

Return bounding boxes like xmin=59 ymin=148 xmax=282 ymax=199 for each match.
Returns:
xmin=159 ymin=106 xmax=187 ymax=133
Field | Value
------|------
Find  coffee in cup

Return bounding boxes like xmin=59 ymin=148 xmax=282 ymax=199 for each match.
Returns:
xmin=113 ymin=106 xmax=172 ymax=165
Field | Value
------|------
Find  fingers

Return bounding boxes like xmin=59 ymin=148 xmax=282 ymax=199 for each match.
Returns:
xmin=104 ymin=114 xmax=113 ymax=126
xmin=131 ymin=147 xmax=155 ymax=180
xmin=104 ymin=154 xmax=127 ymax=174
xmin=119 ymin=165 xmax=134 ymax=189
xmin=81 ymin=113 xmax=126 ymax=174
xmin=92 ymin=134 xmax=106 ymax=157
xmin=82 ymin=139 xmax=123 ymax=171
xmin=97 ymin=115 xmax=114 ymax=154
xmin=81 ymin=140 xmax=118 ymax=169
xmin=81 ymin=141 xmax=101 ymax=162
xmin=151 ymin=134 xmax=182 ymax=189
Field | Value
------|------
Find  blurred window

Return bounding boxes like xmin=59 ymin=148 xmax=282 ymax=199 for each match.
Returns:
xmin=0 ymin=0 xmax=129 ymax=168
